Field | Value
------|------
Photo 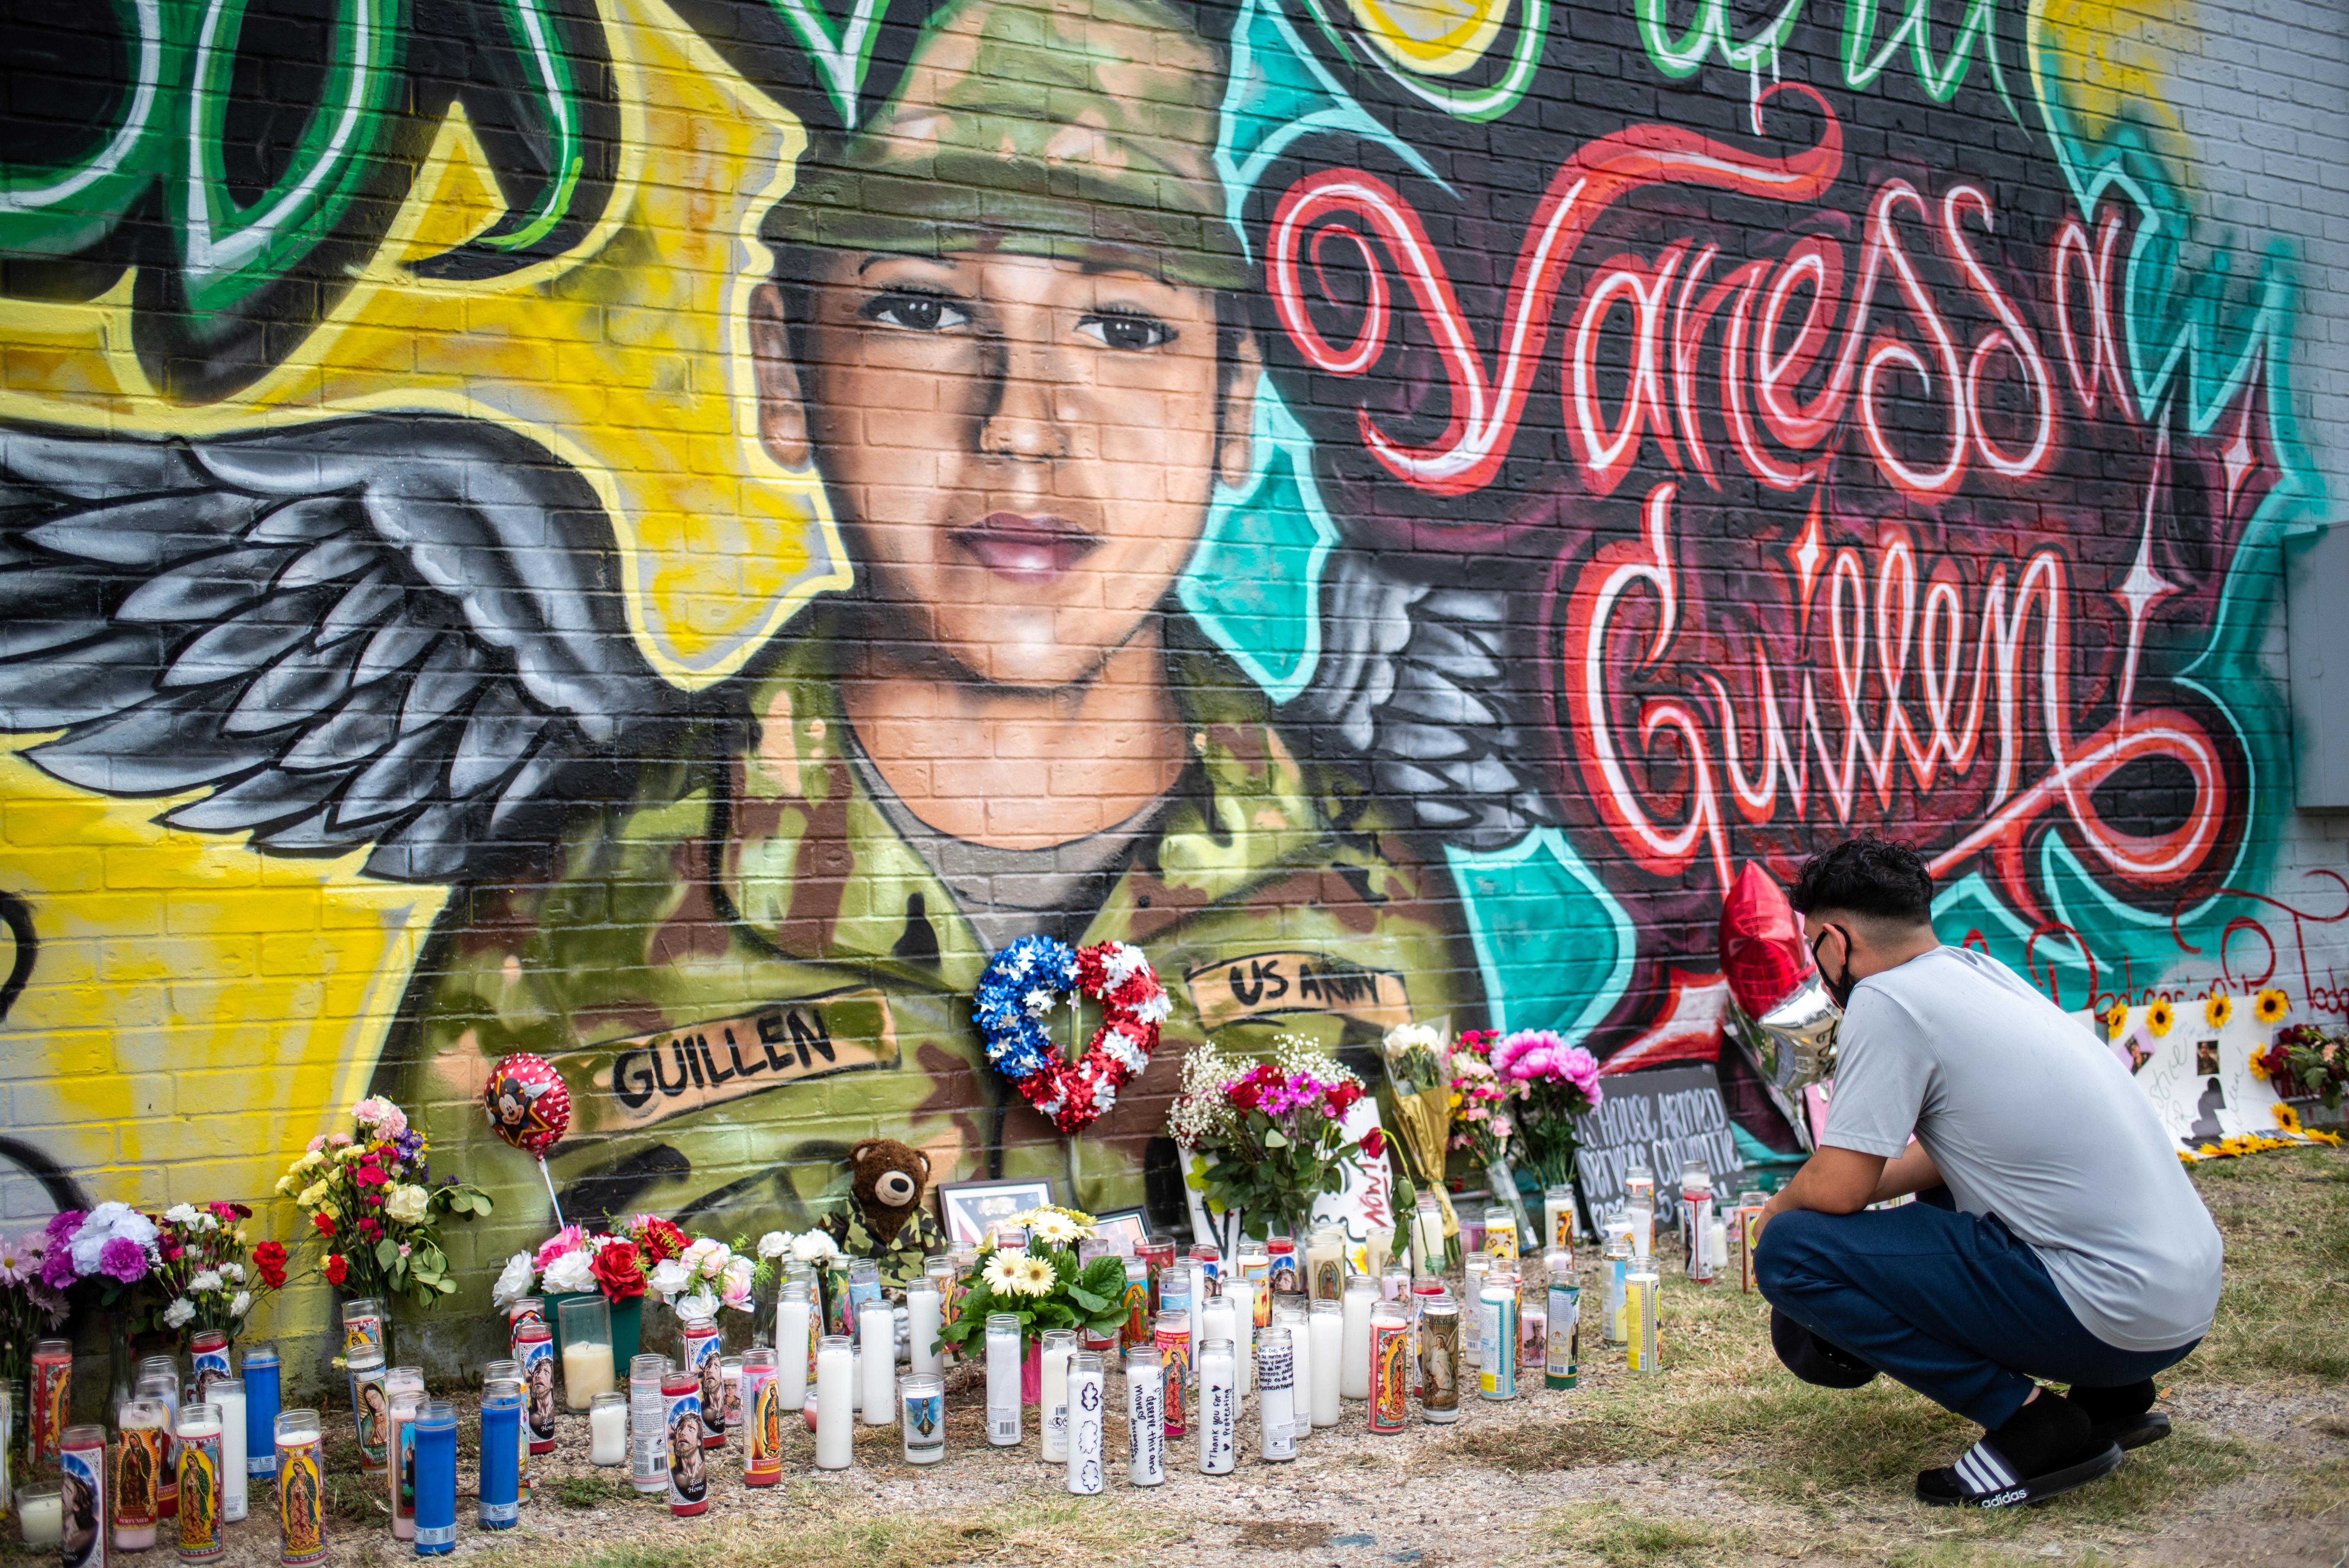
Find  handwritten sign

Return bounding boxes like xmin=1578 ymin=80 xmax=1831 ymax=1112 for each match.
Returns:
xmin=1576 ymin=1064 xmax=1743 ymax=1204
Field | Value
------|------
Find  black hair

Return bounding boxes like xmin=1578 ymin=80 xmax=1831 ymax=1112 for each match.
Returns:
xmin=1789 ymin=837 xmax=1935 ymax=927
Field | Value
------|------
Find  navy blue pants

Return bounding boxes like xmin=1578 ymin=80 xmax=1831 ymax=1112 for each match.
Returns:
xmin=1754 ymin=1191 xmax=2199 ymax=1428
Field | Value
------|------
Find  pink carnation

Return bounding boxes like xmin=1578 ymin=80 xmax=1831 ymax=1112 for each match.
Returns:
xmin=535 ymin=1226 xmax=586 ymax=1270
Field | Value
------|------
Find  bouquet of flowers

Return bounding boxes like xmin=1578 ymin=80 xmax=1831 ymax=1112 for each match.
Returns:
xmin=492 ymin=1226 xmax=650 ymax=1311
xmin=275 ymin=1096 xmax=492 ymax=1310
xmin=1451 ymin=1031 xmax=1535 ymax=1245
xmin=148 ymin=1203 xmax=286 ymax=1345
xmin=935 ymin=1206 xmax=1127 ymax=1356
xmin=1168 ymin=1035 xmax=1381 ymax=1242
xmin=2255 ymin=1023 xmax=2346 ymax=1108
xmin=39 ymin=1203 xmax=161 ymax=1315
xmin=1488 ymin=1029 xmax=1605 ymax=1190
xmin=0 ymin=1228 xmax=68 ymax=1388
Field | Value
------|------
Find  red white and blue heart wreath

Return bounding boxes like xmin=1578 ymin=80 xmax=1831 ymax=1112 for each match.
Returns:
xmin=973 ymin=935 xmax=1170 ymax=1133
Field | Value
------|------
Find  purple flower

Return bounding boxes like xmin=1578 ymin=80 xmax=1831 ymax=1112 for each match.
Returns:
xmin=44 ymin=1211 xmax=83 ymax=1248
xmin=98 ymin=1236 xmax=148 ymax=1284
xmin=39 ymin=1245 xmax=78 ymax=1292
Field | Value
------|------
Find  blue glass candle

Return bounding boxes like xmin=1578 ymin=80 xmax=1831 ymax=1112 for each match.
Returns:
xmin=241 ymin=1345 xmax=280 ymax=1482
xmin=412 ymin=1401 xmax=457 ymax=1556
xmin=477 ymin=1382 xmax=520 ymax=1529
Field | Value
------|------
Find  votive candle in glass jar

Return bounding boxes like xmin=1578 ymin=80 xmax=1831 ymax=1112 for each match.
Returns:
xmin=273 ymin=1409 xmax=325 ymax=1568
xmin=898 ymin=1374 xmax=945 ymax=1465
xmin=859 ymin=1306 xmax=894 ymax=1428
xmin=1123 ymin=1347 xmax=1164 ymax=1487
xmin=477 ymin=1380 xmax=520 ymax=1529
xmin=559 ymin=1296 xmax=617 ymax=1410
xmin=1200 ymin=1293 xmax=1246 ymax=1400
xmin=1484 ymin=1203 xmax=1520 ymax=1262
xmin=775 ymin=1284 xmax=812 ymax=1409
xmin=1151 ymin=1311 xmax=1190 ymax=1441
xmin=628 ymin=1354 xmax=670 ymax=1496
xmin=1626 ymin=1270 xmax=1661 ymax=1374
xmin=347 ymin=1351 xmax=390 ymax=1475
xmin=906 ymin=1279 xmax=944 ymax=1380
xmin=1306 ymin=1300 xmax=1343 ymax=1428
xmin=19 ymin=1481 xmax=62 ymax=1550
xmin=588 ymin=1392 xmax=628 ymax=1467
xmin=1369 ymin=1301 xmax=1410 ymax=1434
xmin=1419 ymin=1294 xmax=1462 ymax=1423
xmin=660 ymin=1372 xmax=708 ymax=1513
xmin=1479 ymin=1276 xmax=1519 ymax=1400
xmin=239 ymin=1345 xmax=279 ymax=1486
xmin=1255 ymin=1329 xmax=1296 ymax=1463
xmin=1625 ymin=1167 xmax=1655 ymax=1262
xmin=813 ymin=1337 xmax=854 ymax=1470
xmin=412 ymin=1402 xmax=457 ymax=1557
xmin=384 ymin=1389 xmax=421 ymax=1541
xmin=341 ymin=1298 xmax=385 ymax=1361
xmin=1543 ymin=1183 xmax=1577 ymax=1258
xmin=1064 ymin=1352 xmax=1105 ymax=1496
xmin=1271 ymin=1300 xmax=1310 ymax=1443
xmin=1039 ymin=1330 xmax=1077 ymax=1462
xmin=677 ymin=1316 xmax=722 ymax=1452
xmin=514 ymin=1320 xmax=557 ymax=1458
xmin=1462 ymin=1253 xmax=1490 ymax=1366
xmin=1120 ymin=1258 xmax=1150 ymax=1349
xmin=175 ymin=1400 xmax=224 ymax=1564
xmin=30 ymin=1339 xmax=72 ymax=1468
xmin=1196 ymin=1338 xmax=1236 ymax=1474
xmin=715 ymin=1355 xmax=745 ymax=1447
xmin=740 ymin=1349 xmax=782 ymax=1487
xmin=1340 ymin=1276 xmax=1375 ymax=1401
xmin=1305 ymin=1227 xmax=1344 ymax=1303
xmin=984 ymin=1315 xmax=1022 ymax=1447
xmin=61 ymin=1425 xmax=107 ymax=1568
xmin=115 ymin=1396 xmax=169 ymax=1551
xmin=209 ymin=1378 xmax=247 ymax=1525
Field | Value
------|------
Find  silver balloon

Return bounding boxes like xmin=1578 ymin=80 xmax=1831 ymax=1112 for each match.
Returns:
xmin=1722 ymin=976 xmax=1841 ymax=1150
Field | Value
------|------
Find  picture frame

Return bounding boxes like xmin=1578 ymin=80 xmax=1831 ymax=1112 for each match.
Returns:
xmin=1089 ymin=1207 xmax=1150 ymax=1255
xmin=934 ymin=1177 xmax=1057 ymax=1247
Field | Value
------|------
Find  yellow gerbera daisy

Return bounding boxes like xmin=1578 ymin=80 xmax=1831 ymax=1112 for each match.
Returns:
xmin=2204 ymin=992 xmax=2232 ymax=1029
xmin=2273 ymin=1103 xmax=2303 ymax=1134
xmin=2147 ymin=999 xmax=2175 ymax=1037
xmin=2254 ymin=988 xmax=2290 ymax=1024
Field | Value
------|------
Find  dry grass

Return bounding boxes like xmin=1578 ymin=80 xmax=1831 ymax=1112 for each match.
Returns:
xmin=2176 ymin=1147 xmax=2349 ymax=1385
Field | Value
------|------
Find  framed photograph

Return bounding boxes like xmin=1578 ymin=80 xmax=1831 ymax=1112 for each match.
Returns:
xmin=1090 ymin=1208 xmax=1150 ymax=1256
xmin=935 ymin=1178 xmax=1056 ymax=1246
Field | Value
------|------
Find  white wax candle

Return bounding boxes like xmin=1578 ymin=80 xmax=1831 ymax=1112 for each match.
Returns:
xmin=1125 ymin=1363 xmax=1164 ymax=1486
xmin=1040 ymin=1340 xmax=1073 ymax=1463
xmin=1708 ymin=1218 xmax=1729 ymax=1270
xmin=19 ymin=1491 xmax=60 ymax=1546
xmin=1276 ymin=1310 xmax=1312 ymax=1441
xmin=849 ymin=1347 xmax=863 ymax=1416
xmin=563 ymin=1341 xmax=617 ymax=1409
xmin=1199 ymin=1298 xmax=1242 ymax=1403
xmin=984 ymin=1321 xmax=1022 ymax=1447
xmin=215 ymin=1386 xmax=248 ymax=1522
xmin=859 ymin=1304 xmax=895 ymax=1426
xmin=814 ymin=1340 xmax=854 ymax=1469
xmin=1308 ymin=1305 xmax=1343 ymax=1427
xmin=1197 ymin=1342 xmax=1236 ymax=1474
xmin=1256 ymin=1330 xmax=1297 ymax=1462
xmin=1065 ymin=1358 xmax=1104 ymax=1495
xmin=588 ymin=1401 xmax=627 ymax=1465
xmin=1340 ymin=1284 xmax=1374 ymax=1400
xmin=777 ymin=1297 xmax=811 ymax=1408
xmin=1187 ymin=1265 xmax=1210 ymax=1367
xmin=907 ymin=1285 xmax=943 ymax=1379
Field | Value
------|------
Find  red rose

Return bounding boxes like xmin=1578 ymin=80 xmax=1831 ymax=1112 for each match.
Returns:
xmin=313 ymin=1213 xmax=337 ymax=1238
xmin=632 ymin=1216 xmax=687 ymax=1263
xmin=1328 ymin=1081 xmax=1363 ymax=1114
xmin=589 ymin=1239 xmax=646 ymax=1301
xmin=1358 ymin=1127 xmax=1386 ymax=1160
xmin=323 ymin=1254 xmax=348 ymax=1286
xmin=252 ymin=1242 xmax=288 ymax=1290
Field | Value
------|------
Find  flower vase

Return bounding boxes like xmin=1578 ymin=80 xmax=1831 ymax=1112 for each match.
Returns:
xmin=1021 ymin=1339 xmax=1042 ymax=1406
xmin=546 ymin=1293 xmax=642 ymax=1367
xmin=1484 ymin=1150 xmax=1538 ymax=1258
xmin=106 ymin=1317 xmax=134 ymax=1412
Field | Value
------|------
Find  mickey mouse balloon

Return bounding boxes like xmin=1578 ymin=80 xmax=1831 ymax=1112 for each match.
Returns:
xmin=483 ymin=1053 xmax=571 ymax=1156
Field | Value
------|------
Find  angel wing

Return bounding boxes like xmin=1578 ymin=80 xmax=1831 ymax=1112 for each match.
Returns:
xmin=0 ymin=413 xmax=678 ymax=882
xmin=1286 ymin=550 xmax=1551 ymax=851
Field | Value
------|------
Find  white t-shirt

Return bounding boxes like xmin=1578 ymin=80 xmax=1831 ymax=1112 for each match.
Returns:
xmin=1821 ymin=945 xmax=2222 ymax=1352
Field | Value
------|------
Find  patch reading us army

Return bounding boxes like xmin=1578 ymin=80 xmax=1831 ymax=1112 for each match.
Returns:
xmin=571 ymin=991 xmax=898 ymax=1134
xmin=1185 ymin=952 xmax=1412 ymax=1033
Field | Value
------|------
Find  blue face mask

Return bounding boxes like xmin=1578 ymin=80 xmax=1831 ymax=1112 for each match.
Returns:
xmin=1810 ymin=925 xmax=1856 ymax=1013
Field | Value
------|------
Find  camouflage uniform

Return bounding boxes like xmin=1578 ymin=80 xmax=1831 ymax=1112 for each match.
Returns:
xmin=817 ymin=1205 xmax=948 ymax=1292
xmin=380 ymin=617 xmax=1483 ymax=1261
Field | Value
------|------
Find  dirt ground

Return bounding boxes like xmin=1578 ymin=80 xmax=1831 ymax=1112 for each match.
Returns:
xmin=9 ymin=1146 xmax=2344 ymax=1568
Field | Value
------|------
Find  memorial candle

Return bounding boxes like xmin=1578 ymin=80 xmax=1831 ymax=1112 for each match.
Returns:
xmin=1626 ymin=1271 xmax=1661 ymax=1374
xmin=1545 ymin=1249 xmax=1581 ymax=1390
xmin=347 ymin=1352 xmax=390 ymax=1475
xmin=477 ymin=1381 xmax=520 ymax=1530
xmin=660 ymin=1372 xmax=708 ymax=1515
xmin=1123 ymin=1349 xmax=1164 ymax=1487
xmin=898 ymin=1373 xmax=944 ymax=1465
xmin=1339 ymin=1277 xmax=1375 ymax=1401
xmin=1120 ymin=1258 xmax=1150 ymax=1349
xmin=775 ymin=1285 xmax=812 ymax=1409
xmin=677 ymin=1316 xmax=722 ymax=1452
xmin=384 ymin=1391 xmax=421 ymax=1541
xmin=813 ymin=1338 xmax=854 ymax=1470
xmin=628 ymin=1355 xmax=669 ymax=1496
xmin=1411 ymin=1192 xmax=1446 ymax=1277
xmin=175 ymin=1401 xmax=224 ymax=1565
xmin=559 ymin=1297 xmax=618 ymax=1409
xmin=1461 ymin=1254 xmax=1490 ymax=1367
xmin=1625 ymin=1168 xmax=1655 ymax=1262
xmin=1265 ymin=1236 xmax=1299 ymax=1295
xmin=20 ymin=1481 xmax=61 ymax=1550
xmin=411 ymin=1403 xmax=456 ymax=1557
xmin=984 ymin=1315 xmax=1022 ymax=1447
xmin=135 ymin=1371 xmax=180 ymax=1519
xmin=515 ymin=1321 xmax=558 ymax=1458
xmin=1065 ymin=1353 xmax=1105 ymax=1495
xmin=1368 ymin=1300 xmax=1409 ymax=1434
xmin=588 ymin=1393 xmax=628 ymax=1467
xmin=240 ymin=1346 xmax=278 ymax=1485
xmin=1682 ymin=1164 xmax=1716 ymax=1284
xmin=1272 ymin=1300 xmax=1311 ymax=1441
xmin=1480 ymin=1276 xmax=1519 ymax=1400
xmin=1484 ymin=1203 xmax=1520 ymax=1262
xmin=1305 ymin=1228 xmax=1344 ymax=1303
xmin=30 ymin=1339 xmax=71 ymax=1468
xmin=1039 ymin=1330 xmax=1076 ymax=1463
xmin=274 ymin=1409 xmax=325 ymax=1568
xmin=1306 ymin=1300 xmax=1342 ymax=1428
xmin=1255 ymin=1329 xmax=1297 ymax=1462
xmin=1543 ymin=1183 xmax=1578 ymax=1256
xmin=61 ymin=1425 xmax=106 ymax=1568
xmin=1152 ymin=1311 xmax=1190 ymax=1441
xmin=859 ymin=1304 xmax=895 ymax=1427
xmin=1197 ymin=1338 xmax=1236 ymax=1474
xmin=1604 ymin=1227 xmax=1631 ymax=1344
xmin=209 ymin=1379 xmax=246 ymax=1525
xmin=1199 ymin=1295 xmax=1244 ymax=1401
xmin=115 ymin=1397 xmax=168 ymax=1552
xmin=741 ymin=1350 xmax=782 ymax=1487
xmin=1419 ymin=1295 xmax=1462 ymax=1423
xmin=907 ymin=1279 xmax=943 ymax=1379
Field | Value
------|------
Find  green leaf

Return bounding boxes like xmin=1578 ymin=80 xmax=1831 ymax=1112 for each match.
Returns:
xmin=1067 ymin=1284 xmax=1109 ymax=1313
xmin=374 ymin=1238 xmax=399 ymax=1270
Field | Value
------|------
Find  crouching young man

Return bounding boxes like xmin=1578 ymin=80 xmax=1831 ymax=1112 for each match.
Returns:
xmin=1752 ymin=837 xmax=2221 ymax=1507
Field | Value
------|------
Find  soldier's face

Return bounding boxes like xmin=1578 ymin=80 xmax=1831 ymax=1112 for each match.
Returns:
xmin=753 ymin=250 xmax=1257 ymax=687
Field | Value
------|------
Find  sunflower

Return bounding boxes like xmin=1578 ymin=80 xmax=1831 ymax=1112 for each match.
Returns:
xmin=2204 ymin=992 xmax=2233 ymax=1029
xmin=2248 ymin=1050 xmax=2271 ymax=1081
xmin=2255 ymin=988 xmax=2290 ymax=1024
xmin=2104 ymin=1000 xmax=2130 ymax=1033
xmin=2273 ymin=1102 xmax=2303 ymax=1134
xmin=2147 ymin=999 xmax=2175 ymax=1037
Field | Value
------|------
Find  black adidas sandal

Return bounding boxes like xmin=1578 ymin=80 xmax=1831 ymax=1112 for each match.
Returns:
xmin=2093 ymin=1411 xmax=2170 ymax=1451
xmin=1916 ymin=1437 xmax=2124 ymax=1508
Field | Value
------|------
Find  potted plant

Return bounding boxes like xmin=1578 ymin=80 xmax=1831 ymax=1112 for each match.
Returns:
xmin=935 ymin=1206 xmax=1128 ymax=1397
xmin=492 ymin=1226 xmax=652 ymax=1364
xmin=1167 ymin=1034 xmax=1384 ymax=1249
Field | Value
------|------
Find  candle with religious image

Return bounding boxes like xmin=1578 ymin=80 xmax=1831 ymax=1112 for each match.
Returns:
xmin=1197 ymin=1338 xmax=1236 ymax=1474
xmin=677 ymin=1315 xmax=723 ymax=1451
xmin=1065 ymin=1353 xmax=1105 ymax=1495
xmin=899 ymin=1373 xmax=945 ymax=1466
xmin=114 ymin=1398 xmax=167 ymax=1552
xmin=741 ymin=1349 xmax=783 ymax=1486
xmin=135 ymin=1369 xmax=180 ymax=1518
xmin=515 ymin=1321 xmax=558 ymax=1457
xmin=1519 ymin=1286 xmax=1548 ymax=1374
xmin=347 ymin=1352 xmax=390 ymax=1474
xmin=32 ymin=1340 xmax=71 ymax=1470
xmin=1265 ymin=1237 xmax=1299 ymax=1296
xmin=1419 ymin=1296 xmax=1462 ymax=1423
xmin=61 ymin=1424 xmax=107 ymax=1568
xmin=341 ymin=1299 xmax=385 ymax=1361
xmin=1152 ymin=1311 xmax=1191 ymax=1440
xmin=174 ymin=1401 xmax=224 ymax=1564
xmin=1120 ymin=1258 xmax=1150 ymax=1349
xmin=274 ymin=1409 xmax=325 ymax=1568
xmin=1545 ymin=1250 xmax=1581 ymax=1390
xmin=1306 ymin=1227 xmax=1344 ymax=1303
xmin=1123 ymin=1349 xmax=1164 ymax=1487
xmin=1136 ymin=1238 xmax=1176 ymax=1311
xmin=1367 ymin=1299 xmax=1409 ymax=1433
xmin=188 ymin=1334 xmax=230 ymax=1404
xmin=1543 ymin=1184 xmax=1577 ymax=1257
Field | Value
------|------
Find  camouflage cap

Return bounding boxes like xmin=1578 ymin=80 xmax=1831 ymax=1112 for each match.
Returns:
xmin=764 ymin=0 xmax=1251 ymax=290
